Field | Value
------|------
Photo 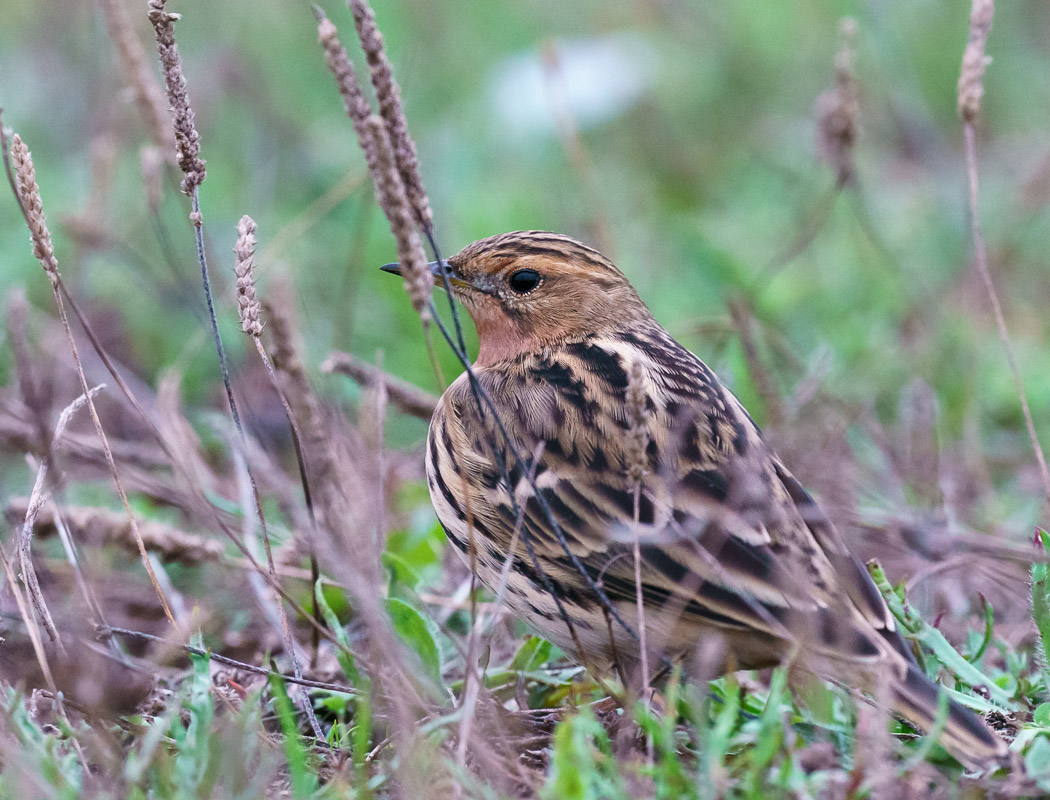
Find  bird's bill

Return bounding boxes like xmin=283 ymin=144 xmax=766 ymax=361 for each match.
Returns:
xmin=379 ymin=259 xmax=471 ymax=291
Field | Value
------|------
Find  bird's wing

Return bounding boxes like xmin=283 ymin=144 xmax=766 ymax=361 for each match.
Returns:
xmin=433 ymin=328 xmax=894 ymax=663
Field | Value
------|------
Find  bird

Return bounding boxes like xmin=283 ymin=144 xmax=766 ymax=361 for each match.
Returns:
xmin=381 ymin=230 xmax=1006 ymax=768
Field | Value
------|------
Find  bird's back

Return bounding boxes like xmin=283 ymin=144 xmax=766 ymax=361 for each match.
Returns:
xmin=427 ymin=321 xmax=902 ymax=670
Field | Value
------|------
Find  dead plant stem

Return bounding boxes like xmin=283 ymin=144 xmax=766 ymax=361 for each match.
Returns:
xmin=0 ymin=118 xmax=176 ymax=624
xmin=188 ymin=189 xmax=323 ymax=741
xmin=962 ymin=123 xmax=1050 ymax=507
xmin=18 ymin=386 xmax=105 ymax=653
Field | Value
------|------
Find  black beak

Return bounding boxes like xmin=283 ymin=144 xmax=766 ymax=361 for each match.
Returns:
xmin=380 ymin=259 xmax=449 ymax=278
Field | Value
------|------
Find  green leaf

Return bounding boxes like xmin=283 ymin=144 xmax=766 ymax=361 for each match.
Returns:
xmin=510 ymin=636 xmax=553 ymax=672
xmin=868 ymin=559 xmax=1012 ymax=708
xmin=541 ymin=711 xmax=627 ymax=800
xmin=316 ymin=579 xmax=373 ymax=794
xmin=170 ymin=633 xmax=216 ymax=796
xmin=1027 ymin=734 xmax=1050 ymax=790
xmin=965 ymin=593 xmax=994 ymax=665
xmin=315 ymin=578 xmax=360 ymax=685
xmin=752 ymin=667 xmax=788 ymax=765
xmin=382 ymin=551 xmax=424 ymax=591
xmin=1032 ymin=530 xmax=1050 ymax=670
xmin=706 ymin=674 xmax=743 ymax=777
xmin=268 ymin=672 xmax=317 ymax=799
xmin=386 ymin=597 xmax=443 ymax=689
xmin=385 ymin=520 xmax=446 ymax=580
xmin=1035 ymin=703 xmax=1050 ymax=728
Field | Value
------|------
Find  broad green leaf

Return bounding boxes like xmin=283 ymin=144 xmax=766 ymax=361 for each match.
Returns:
xmin=382 ymin=551 xmax=424 ymax=591
xmin=510 ymin=636 xmax=553 ymax=672
xmin=386 ymin=597 xmax=442 ymax=688
xmin=315 ymin=578 xmax=360 ymax=685
xmin=1026 ymin=734 xmax=1050 ymax=790
xmin=1036 ymin=703 xmax=1050 ymax=728
xmin=385 ymin=520 xmax=446 ymax=579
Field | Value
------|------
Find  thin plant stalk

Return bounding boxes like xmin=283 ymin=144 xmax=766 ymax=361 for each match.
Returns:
xmin=454 ymin=443 xmax=542 ymax=772
xmin=0 ymin=541 xmax=89 ymax=771
xmin=235 ymin=213 xmax=324 ymax=663
xmin=98 ymin=625 xmax=358 ymax=694
xmin=254 ymin=337 xmax=324 ymax=661
xmin=957 ymin=0 xmax=1050 ymax=507
xmin=18 ymin=385 xmax=105 ymax=653
xmin=1 ymin=113 xmax=336 ymax=649
xmin=190 ymin=186 xmax=324 ymax=743
xmin=1 ymin=119 xmax=176 ymax=624
xmin=149 ymin=0 xmax=323 ymax=737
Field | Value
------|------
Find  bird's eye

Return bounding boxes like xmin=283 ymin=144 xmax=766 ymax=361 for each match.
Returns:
xmin=508 ymin=268 xmax=541 ymax=294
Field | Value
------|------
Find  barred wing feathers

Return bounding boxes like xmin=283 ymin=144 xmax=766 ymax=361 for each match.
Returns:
xmin=428 ymin=324 xmax=894 ymax=667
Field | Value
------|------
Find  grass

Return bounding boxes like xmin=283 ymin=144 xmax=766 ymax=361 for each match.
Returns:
xmin=0 ymin=0 xmax=1048 ymax=797
xmin=0 ymin=540 xmax=1047 ymax=796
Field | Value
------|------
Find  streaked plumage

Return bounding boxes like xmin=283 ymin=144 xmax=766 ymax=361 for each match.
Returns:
xmin=389 ymin=230 xmax=1005 ymax=768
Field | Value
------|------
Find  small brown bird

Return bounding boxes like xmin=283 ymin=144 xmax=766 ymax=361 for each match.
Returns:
xmin=383 ymin=230 xmax=1005 ymax=768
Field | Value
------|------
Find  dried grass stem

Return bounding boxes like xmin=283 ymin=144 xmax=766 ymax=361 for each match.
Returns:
xmin=17 ymin=387 xmax=103 ymax=653
xmin=815 ymin=18 xmax=858 ymax=188
xmin=348 ymin=0 xmax=432 ymax=229
xmin=148 ymin=0 xmax=205 ymax=194
xmin=315 ymin=8 xmax=433 ymax=320
xmin=2 ymin=122 xmax=176 ymax=624
xmin=10 ymin=498 xmax=225 ymax=565
xmin=322 ymin=350 xmax=439 ymax=419
xmin=233 ymin=218 xmax=323 ymax=663
xmin=367 ymin=115 xmax=432 ymax=318
xmin=957 ymin=0 xmax=1050 ymax=506
xmin=316 ymin=13 xmax=379 ymax=178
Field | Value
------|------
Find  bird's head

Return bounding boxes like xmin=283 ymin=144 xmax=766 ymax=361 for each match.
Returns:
xmin=382 ymin=231 xmax=650 ymax=365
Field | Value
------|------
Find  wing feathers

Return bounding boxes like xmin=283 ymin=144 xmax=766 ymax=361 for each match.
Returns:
xmin=430 ymin=327 xmax=905 ymax=670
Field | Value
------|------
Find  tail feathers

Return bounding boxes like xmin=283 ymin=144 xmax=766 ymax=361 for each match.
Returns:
xmin=892 ymin=663 xmax=1006 ymax=770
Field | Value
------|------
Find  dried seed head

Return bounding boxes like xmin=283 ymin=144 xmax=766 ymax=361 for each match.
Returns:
xmin=815 ymin=18 xmax=858 ymax=187
xmin=315 ymin=8 xmax=435 ymax=318
xmin=148 ymin=0 xmax=206 ymax=194
xmin=348 ymin=0 xmax=433 ymax=229
xmin=10 ymin=133 xmax=58 ymax=282
xmin=366 ymin=115 xmax=432 ymax=320
xmin=234 ymin=215 xmax=263 ymax=337
xmin=625 ymin=358 xmax=650 ymax=486
xmin=316 ymin=13 xmax=380 ymax=179
xmin=958 ymin=0 xmax=995 ymax=123
xmin=98 ymin=0 xmax=176 ymax=159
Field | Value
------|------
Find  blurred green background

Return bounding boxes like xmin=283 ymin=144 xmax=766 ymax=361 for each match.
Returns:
xmin=1 ymin=0 xmax=1048 ymax=532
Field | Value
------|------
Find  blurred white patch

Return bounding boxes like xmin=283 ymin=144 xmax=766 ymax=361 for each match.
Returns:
xmin=488 ymin=33 xmax=658 ymax=138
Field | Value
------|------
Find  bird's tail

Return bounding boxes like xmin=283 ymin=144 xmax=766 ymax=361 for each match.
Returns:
xmin=891 ymin=662 xmax=1006 ymax=770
